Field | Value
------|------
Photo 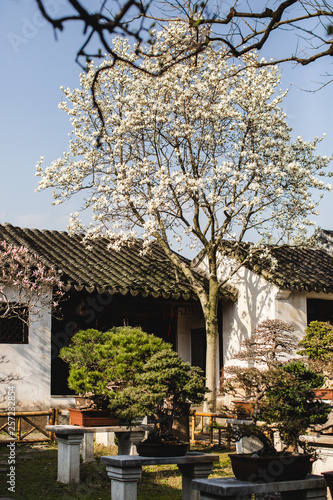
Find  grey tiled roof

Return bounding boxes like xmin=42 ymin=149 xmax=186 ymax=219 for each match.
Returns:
xmin=259 ymin=245 xmax=333 ymax=293
xmin=0 ymin=223 xmax=204 ymax=299
xmin=226 ymin=238 xmax=333 ymax=294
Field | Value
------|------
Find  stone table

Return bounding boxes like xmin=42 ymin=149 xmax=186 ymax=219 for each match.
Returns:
xmin=46 ymin=424 xmax=149 ymax=483
xmin=101 ymin=451 xmax=219 ymax=500
xmin=192 ymin=474 xmax=327 ymax=500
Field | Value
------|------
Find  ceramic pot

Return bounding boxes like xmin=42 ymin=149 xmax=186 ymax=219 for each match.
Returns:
xmin=229 ymin=453 xmax=312 ymax=483
xmin=314 ymin=389 xmax=333 ymax=400
xmin=136 ymin=441 xmax=189 ymax=457
xmin=69 ymin=408 xmax=118 ymax=427
xmin=322 ymin=471 xmax=333 ymax=496
xmin=231 ymin=400 xmax=255 ymax=418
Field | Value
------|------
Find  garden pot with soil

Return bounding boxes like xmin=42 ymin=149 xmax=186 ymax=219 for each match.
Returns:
xmin=69 ymin=408 xmax=119 ymax=427
xmin=136 ymin=440 xmax=189 ymax=457
xmin=229 ymin=453 xmax=312 ymax=483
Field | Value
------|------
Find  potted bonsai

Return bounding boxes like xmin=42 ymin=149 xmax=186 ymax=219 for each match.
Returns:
xmin=297 ymin=321 xmax=333 ymax=493
xmin=221 ymin=319 xmax=330 ymax=482
xmin=298 ymin=321 xmax=333 ymax=400
xmin=107 ymin=348 xmax=207 ymax=456
xmin=59 ymin=326 xmax=176 ymax=426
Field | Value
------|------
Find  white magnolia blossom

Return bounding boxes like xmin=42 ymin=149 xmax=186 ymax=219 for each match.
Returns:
xmin=35 ymin=22 xmax=332 ymax=409
xmin=36 ymin=23 xmax=331 ymax=254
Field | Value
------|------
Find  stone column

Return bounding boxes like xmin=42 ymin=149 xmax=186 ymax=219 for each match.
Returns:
xmin=95 ymin=431 xmax=115 ymax=447
xmin=81 ymin=432 xmax=94 ymax=462
xmin=178 ymin=462 xmax=216 ymax=500
xmin=56 ymin=432 xmax=84 ymax=483
xmin=105 ymin=464 xmax=142 ymax=500
xmin=115 ymin=431 xmax=146 ymax=455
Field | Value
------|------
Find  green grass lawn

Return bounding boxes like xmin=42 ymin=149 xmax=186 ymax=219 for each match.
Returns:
xmin=0 ymin=441 xmax=233 ymax=499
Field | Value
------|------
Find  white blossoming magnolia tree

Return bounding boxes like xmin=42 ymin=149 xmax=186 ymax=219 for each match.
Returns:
xmin=36 ymin=23 xmax=332 ymax=410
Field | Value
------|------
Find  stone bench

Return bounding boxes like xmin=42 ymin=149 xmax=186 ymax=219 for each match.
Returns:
xmin=101 ymin=451 xmax=219 ymax=500
xmin=46 ymin=424 xmax=149 ymax=483
xmin=192 ymin=474 xmax=327 ymax=500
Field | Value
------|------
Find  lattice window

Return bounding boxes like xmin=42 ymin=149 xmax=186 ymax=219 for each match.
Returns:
xmin=0 ymin=305 xmax=29 ymax=343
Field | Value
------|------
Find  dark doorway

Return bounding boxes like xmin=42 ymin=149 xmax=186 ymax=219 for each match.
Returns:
xmin=307 ymin=299 xmax=333 ymax=324
xmin=191 ymin=328 xmax=206 ymax=372
xmin=51 ymin=290 xmax=198 ymax=395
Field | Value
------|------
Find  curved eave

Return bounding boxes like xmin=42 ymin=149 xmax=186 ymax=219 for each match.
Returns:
xmin=61 ymin=281 xmax=198 ymax=301
xmin=269 ymin=278 xmax=333 ymax=295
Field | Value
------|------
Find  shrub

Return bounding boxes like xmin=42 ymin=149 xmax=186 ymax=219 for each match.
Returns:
xmin=59 ymin=326 xmax=206 ymax=441
xmin=109 ymin=349 xmax=206 ymax=438
xmin=59 ymin=326 xmax=173 ymax=410
xmin=298 ymin=321 xmax=333 ymax=378
xmin=260 ymin=360 xmax=329 ymax=450
xmin=221 ymin=319 xmax=330 ymax=454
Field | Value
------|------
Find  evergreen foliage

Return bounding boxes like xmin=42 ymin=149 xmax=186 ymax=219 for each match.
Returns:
xmin=260 ymin=360 xmax=328 ymax=450
xmin=298 ymin=321 xmax=333 ymax=378
xmin=59 ymin=326 xmax=206 ymax=440
xmin=109 ymin=349 xmax=206 ymax=438
xmin=222 ymin=319 xmax=330 ymax=455
xmin=59 ymin=327 xmax=172 ymax=410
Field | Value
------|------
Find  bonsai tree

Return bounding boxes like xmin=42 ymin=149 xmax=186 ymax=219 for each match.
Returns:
xmin=60 ymin=327 xmax=206 ymax=440
xmin=108 ymin=349 xmax=206 ymax=442
xmin=222 ymin=320 xmax=299 ymax=422
xmin=221 ymin=319 xmax=330 ymax=455
xmin=298 ymin=321 xmax=333 ymax=381
xmin=59 ymin=326 xmax=206 ymax=441
xmin=259 ymin=360 xmax=329 ymax=452
xmin=59 ymin=326 xmax=174 ymax=410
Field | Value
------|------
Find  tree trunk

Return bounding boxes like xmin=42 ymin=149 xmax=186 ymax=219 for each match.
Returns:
xmin=201 ymin=275 xmax=220 ymax=413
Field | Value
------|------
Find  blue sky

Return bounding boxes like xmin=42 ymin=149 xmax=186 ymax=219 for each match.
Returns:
xmin=1 ymin=0 xmax=333 ymax=235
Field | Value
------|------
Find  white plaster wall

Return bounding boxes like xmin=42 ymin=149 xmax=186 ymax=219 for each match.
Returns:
xmin=275 ymin=290 xmax=307 ymax=342
xmin=220 ymin=266 xmax=278 ymax=367
xmin=274 ymin=290 xmax=333 ymax=341
xmin=177 ymin=304 xmax=205 ymax=363
xmin=193 ymin=254 xmax=333 ymax=402
xmin=0 ymin=290 xmax=52 ymax=410
xmin=221 ymin=266 xmax=333 ymax=366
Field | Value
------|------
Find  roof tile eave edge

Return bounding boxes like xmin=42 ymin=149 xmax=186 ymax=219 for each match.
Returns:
xmin=61 ymin=281 xmax=200 ymax=300
xmin=272 ymin=281 xmax=333 ymax=295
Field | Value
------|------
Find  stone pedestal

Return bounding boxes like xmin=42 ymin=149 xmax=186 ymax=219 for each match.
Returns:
xmin=226 ymin=418 xmax=256 ymax=454
xmin=178 ymin=462 xmax=216 ymax=500
xmin=57 ymin=433 xmax=84 ymax=483
xmin=301 ymin=435 xmax=333 ymax=475
xmin=115 ymin=430 xmax=146 ymax=455
xmin=81 ymin=432 xmax=94 ymax=462
xmin=46 ymin=424 xmax=150 ymax=484
xmin=105 ymin=464 xmax=142 ymax=499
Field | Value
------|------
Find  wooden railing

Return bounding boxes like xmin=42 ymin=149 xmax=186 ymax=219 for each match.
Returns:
xmin=190 ymin=411 xmax=233 ymax=446
xmin=0 ymin=409 xmax=59 ymax=443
